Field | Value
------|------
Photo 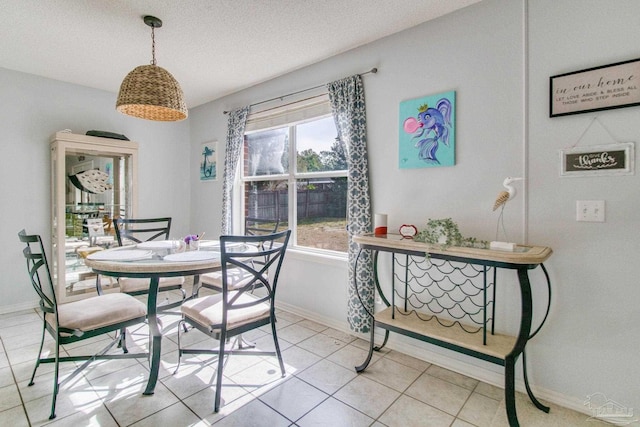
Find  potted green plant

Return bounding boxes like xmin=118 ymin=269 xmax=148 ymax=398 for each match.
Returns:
xmin=414 ymin=218 xmax=488 ymax=250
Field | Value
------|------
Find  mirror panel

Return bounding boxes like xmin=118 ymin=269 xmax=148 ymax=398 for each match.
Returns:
xmin=50 ymin=132 xmax=138 ymax=302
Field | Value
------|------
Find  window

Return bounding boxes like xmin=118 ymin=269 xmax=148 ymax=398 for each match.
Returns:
xmin=239 ymin=109 xmax=348 ymax=253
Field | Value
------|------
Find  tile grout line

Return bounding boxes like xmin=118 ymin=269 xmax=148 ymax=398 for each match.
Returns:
xmin=1 ymin=311 xmax=35 ymax=427
xmin=363 ymin=351 xmax=428 ymax=425
xmin=258 ymin=351 xmax=331 ymax=424
xmin=53 ymin=333 xmax=123 ymax=426
xmin=299 ymin=326 xmax=420 ymax=425
xmin=453 ymin=384 xmax=478 ymax=426
xmin=285 ymin=336 xmax=390 ymax=425
xmin=244 ymin=322 xmax=361 ymax=425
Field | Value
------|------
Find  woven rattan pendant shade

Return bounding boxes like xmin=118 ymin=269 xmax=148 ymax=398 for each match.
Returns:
xmin=117 ymin=64 xmax=187 ymax=121
xmin=116 ymin=15 xmax=187 ymax=122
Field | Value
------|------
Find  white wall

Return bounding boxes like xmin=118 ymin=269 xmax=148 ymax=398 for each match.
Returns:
xmin=189 ymin=0 xmax=525 ymax=325
xmin=528 ymin=0 xmax=640 ymax=415
xmin=0 ymin=68 xmax=191 ymax=311
xmin=190 ymin=0 xmax=638 ymax=416
xmin=2 ymin=0 xmax=638 ymax=417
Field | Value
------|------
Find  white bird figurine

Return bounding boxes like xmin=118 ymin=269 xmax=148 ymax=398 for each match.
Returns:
xmin=493 ymin=177 xmax=523 ymax=211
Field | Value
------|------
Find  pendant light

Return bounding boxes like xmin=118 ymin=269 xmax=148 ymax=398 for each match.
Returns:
xmin=116 ymin=15 xmax=187 ymax=121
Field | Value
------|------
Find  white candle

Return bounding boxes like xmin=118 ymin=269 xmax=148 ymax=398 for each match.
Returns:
xmin=374 ymin=213 xmax=388 ymax=236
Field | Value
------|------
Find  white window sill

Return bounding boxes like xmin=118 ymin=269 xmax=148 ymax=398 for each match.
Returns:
xmin=286 ymin=247 xmax=348 ymax=267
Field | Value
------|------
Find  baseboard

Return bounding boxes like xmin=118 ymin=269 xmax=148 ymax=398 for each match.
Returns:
xmin=276 ymin=302 xmax=374 ymax=341
xmin=276 ymin=302 xmax=595 ymax=418
xmin=0 ymin=300 xmax=39 ymax=315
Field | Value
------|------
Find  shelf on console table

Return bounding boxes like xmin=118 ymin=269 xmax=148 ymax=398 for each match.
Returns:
xmin=375 ymin=306 xmax=517 ymax=363
xmin=352 ymin=233 xmax=553 ymax=427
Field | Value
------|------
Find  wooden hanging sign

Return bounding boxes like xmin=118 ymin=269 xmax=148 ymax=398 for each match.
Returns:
xmin=550 ymin=58 xmax=640 ymax=117
xmin=560 ymin=142 xmax=634 ymax=177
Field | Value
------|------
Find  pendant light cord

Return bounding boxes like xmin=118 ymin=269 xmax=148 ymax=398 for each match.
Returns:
xmin=150 ymin=25 xmax=157 ymax=65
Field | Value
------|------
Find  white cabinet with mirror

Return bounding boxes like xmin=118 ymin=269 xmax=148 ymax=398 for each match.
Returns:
xmin=51 ymin=132 xmax=138 ymax=302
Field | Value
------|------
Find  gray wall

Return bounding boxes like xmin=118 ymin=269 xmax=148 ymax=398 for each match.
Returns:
xmin=1 ymin=0 xmax=637 ymax=417
xmin=189 ymin=0 xmax=638 ymax=416
xmin=528 ymin=0 xmax=640 ymax=412
xmin=0 ymin=68 xmax=192 ymax=310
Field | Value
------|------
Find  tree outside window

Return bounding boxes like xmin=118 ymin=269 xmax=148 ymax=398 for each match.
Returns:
xmin=242 ymin=116 xmax=348 ymax=253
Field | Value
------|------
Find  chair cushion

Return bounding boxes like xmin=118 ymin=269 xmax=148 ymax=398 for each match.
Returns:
xmin=181 ymin=292 xmax=270 ymax=331
xmin=119 ymin=276 xmax=185 ymax=293
xmin=200 ymin=269 xmax=265 ymax=291
xmin=48 ymin=293 xmax=146 ymax=334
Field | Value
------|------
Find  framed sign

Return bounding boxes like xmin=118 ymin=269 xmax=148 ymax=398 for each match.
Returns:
xmin=550 ymin=58 xmax=640 ymax=117
xmin=560 ymin=142 xmax=634 ymax=177
xmin=200 ymin=141 xmax=218 ymax=181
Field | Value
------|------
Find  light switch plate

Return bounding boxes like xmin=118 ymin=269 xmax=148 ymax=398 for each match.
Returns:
xmin=576 ymin=200 xmax=605 ymax=222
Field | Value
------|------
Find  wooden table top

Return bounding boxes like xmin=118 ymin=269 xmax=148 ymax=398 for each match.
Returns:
xmin=353 ymin=234 xmax=553 ymax=265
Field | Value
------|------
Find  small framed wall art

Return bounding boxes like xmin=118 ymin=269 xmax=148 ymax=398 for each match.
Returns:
xmin=399 ymin=90 xmax=456 ymax=168
xmin=560 ymin=142 xmax=634 ymax=177
xmin=550 ymin=58 xmax=640 ymax=117
xmin=200 ymin=141 xmax=218 ymax=181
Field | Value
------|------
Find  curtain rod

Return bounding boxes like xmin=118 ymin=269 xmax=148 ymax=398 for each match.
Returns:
xmin=223 ymin=67 xmax=378 ymax=114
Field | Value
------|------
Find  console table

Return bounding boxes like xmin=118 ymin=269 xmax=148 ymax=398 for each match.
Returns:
xmin=353 ymin=233 xmax=553 ymax=427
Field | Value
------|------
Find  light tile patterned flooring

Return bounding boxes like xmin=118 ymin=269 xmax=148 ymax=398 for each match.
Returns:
xmin=0 ymin=293 xmax=608 ymax=426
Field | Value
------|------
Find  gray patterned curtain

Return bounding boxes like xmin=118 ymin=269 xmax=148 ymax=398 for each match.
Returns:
xmin=327 ymin=75 xmax=374 ymax=333
xmin=221 ymin=106 xmax=250 ymax=234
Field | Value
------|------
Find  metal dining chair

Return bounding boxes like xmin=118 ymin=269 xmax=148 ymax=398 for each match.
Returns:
xmin=244 ymin=217 xmax=280 ymax=236
xmin=197 ymin=217 xmax=280 ymax=295
xmin=113 ymin=217 xmax=186 ymax=310
xmin=175 ymin=230 xmax=290 ymax=412
xmin=18 ymin=230 xmax=148 ymax=420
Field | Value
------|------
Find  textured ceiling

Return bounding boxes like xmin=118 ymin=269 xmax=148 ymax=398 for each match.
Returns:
xmin=0 ymin=0 xmax=480 ymax=108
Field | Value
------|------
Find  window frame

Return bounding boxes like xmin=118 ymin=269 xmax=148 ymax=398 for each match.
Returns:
xmin=236 ymin=112 xmax=348 ymax=256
